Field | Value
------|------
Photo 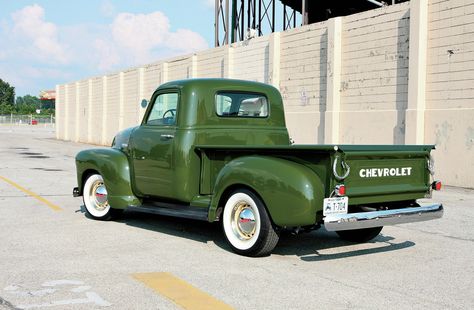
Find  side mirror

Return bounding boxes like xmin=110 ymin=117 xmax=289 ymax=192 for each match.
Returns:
xmin=140 ymin=99 xmax=148 ymax=108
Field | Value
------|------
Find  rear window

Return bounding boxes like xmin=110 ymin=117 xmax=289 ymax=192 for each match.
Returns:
xmin=215 ymin=92 xmax=269 ymax=118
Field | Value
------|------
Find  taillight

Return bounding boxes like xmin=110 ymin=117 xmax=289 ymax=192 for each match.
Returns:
xmin=432 ymin=181 xmax=442 ymax=191
xmin=335 ymin=184 xmax=346 ymax=196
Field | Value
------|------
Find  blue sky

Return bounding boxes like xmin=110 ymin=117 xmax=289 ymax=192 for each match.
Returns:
xmin=0 ymin=0 xmax=215 ymax=97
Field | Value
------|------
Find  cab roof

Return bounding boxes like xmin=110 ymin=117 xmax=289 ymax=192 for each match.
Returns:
xmin=157 ymin=78 xmax=279 ymax=94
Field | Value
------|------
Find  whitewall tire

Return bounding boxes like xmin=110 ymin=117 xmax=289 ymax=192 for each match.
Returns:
xmin=222 ymin=189 xmax=279 ymax=257
xmin=83 ymin=174 xmax=119 ymax=220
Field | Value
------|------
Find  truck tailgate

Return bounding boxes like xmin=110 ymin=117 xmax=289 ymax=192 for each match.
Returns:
xmin=339 ymin=147 xmax=433 ymax=205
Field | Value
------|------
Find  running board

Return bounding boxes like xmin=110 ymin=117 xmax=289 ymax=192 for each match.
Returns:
xmin=126 ymin=203 xmax=209 ymax=221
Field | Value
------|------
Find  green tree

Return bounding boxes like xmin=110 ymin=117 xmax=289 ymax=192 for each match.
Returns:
xmin=0 ymin=78 xmax=15 ymax=105
xmin=15 ymin=95 xmax=42 ymax=114
xmin=0 ymin=103 xmax=14 ymax=114
xmin=16 ymin=95 xmax=41 ymax=106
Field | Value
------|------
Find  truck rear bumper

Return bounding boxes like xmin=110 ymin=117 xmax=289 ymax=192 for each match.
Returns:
xmin=324 ymin=202 xmax=443 ymax=232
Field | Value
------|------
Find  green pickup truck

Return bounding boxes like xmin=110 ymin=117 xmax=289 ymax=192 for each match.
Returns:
xmin=74 ymin=79 xmax=443 ymax=257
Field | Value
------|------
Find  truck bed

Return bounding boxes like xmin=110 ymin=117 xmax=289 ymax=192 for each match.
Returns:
xmin=195 ymin=144 xmax=435 ymax=206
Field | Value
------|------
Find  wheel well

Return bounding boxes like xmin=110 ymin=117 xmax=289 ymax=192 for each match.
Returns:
xmin=217 ymin=184 xmax=276 ymax=226
xmin=81 ymin=169 xmax=99 ymax=192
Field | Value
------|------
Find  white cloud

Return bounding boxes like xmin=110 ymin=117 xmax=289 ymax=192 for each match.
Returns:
xmin=94 ymin=39 xmax=120 ymax=70
xmin=0 ymin=64 xmax=72 ymax=95
xmin=11 ymin=4 xmax=69 ymax=64
xmin=101 ymin=11 xmax=208 ymax=69
xmin=165 ymin=29 xmax=209 ymax=54
xmin=111 ymin=11 xmax=170 ymax=63
xmin=100 ymin=0 xmax=116 ymax=17
xmin=4 ymin=5 xmax=208 ymax=71
xmin=20 ymin=66 xmax=71 ymax=80
xmin=0 ymin=5 xmax=210 ymax=94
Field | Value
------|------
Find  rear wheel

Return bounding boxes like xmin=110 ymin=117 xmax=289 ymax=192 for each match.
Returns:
xmin=336 ymin=226 xmax=383 ymax=243
xmin=83 ymin=174 xmax=122 ymax=220
xmin=222 ymin=189 xmax=279 ymax=257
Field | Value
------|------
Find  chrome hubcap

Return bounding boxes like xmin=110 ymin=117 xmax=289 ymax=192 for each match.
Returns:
xmin=231 ymin=202 xmax=256 ymax=240
xmin=91 ymin=181 xmax=108 ymax=211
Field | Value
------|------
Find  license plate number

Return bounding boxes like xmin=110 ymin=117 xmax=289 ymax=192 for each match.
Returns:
xmin=323 ymin=197 xmax=348 ymax=215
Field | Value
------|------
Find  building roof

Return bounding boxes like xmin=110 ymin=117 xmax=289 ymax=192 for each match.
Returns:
xmin=39 ymin=90 xmax=56 ymax=100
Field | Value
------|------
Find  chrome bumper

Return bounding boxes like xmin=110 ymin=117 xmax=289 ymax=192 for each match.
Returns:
xmin=324 ymin=203 xmax=443 ymax=232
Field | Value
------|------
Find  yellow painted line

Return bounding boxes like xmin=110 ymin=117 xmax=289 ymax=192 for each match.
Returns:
xmin=0 ymin=175 xmax=62 ymax=211
xmin=133 ymin=272 xmax=233 ymax=310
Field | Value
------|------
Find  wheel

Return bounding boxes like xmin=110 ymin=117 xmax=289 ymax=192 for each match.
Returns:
xmin=83 ymin=174 xmax=122 ymax=221
xmin=222 ymin=189 xmax=279 ymax=257
xmin=336 ymin=226 xmax=383 ymax=243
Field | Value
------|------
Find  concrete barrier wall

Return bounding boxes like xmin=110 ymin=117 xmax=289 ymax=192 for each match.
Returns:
xmin=55 ymin=84 xmax=65 ymax=140
xmin=196 ymin=46 xmax=227 ymax=78
xmin=56 ymin=0 xmax=474 ymax=187
xmin=231 ymin=36 xmax=270 ymax=82
xmin=340 ymin=3 xmax=410 ymax=145
xmin=143 ymin=63 xmax=163 ymax=99
xmin=65 ymin=83 xmax=76 ymax=141
xmin=122 ymin=68 xmax=140 ymax=129
xmin=280 ymin=22 xmax=328 ymax=144
xmin=168 ymin=56 xmax=194 ymax=81
xmin=424 ymin=0 xmax=474 ymax=185
xmin=105 ymin=73 xmax=120 ymax=145
xmin=89 ymin=77 xmax=103 ymax=145
xmin=77 ymin=80 xmax=89 ymax=143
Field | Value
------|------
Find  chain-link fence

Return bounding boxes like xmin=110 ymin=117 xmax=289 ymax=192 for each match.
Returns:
xmin=0 ymin=114 xmax=55 ymax=126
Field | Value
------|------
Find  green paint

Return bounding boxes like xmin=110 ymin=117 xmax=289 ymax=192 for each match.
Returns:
xmin=75 ymin=79 xmax=435 ymax=227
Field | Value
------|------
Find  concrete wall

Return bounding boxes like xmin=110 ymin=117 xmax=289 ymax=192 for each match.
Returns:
xmin=195 ymin=46 xmax=227 ymax=78
xmin=56 ymin=0 xmax=474 ymax=187
xmin=424 ymin=0 xmax=474 ymax=186
xmin=280 ymin=22 xmax=327 ymax=144
xmin=89 ymin=77 xmax=104 ymax=145
xmin=340 ymin=4 xmax=410 ymax=145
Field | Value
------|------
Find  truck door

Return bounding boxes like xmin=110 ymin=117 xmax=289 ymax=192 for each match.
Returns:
xmin=130 ymin=91 xmax=178 ymax=198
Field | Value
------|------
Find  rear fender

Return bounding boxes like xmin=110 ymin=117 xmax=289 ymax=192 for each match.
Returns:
xmin=75 ymin=148 xmax=140 ymax=209
xmin=209 ymin=156 xmax=324 ymax=227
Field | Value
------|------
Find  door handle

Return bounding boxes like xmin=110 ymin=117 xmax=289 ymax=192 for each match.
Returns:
xmin=160 ymin=134 xmax=174 ymax=140
xmin=135 ymin=156 xmax=146 ymax=160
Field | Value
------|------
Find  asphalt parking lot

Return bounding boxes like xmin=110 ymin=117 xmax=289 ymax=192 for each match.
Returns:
xmin=0 ymin=125 xmax=473 ymax=310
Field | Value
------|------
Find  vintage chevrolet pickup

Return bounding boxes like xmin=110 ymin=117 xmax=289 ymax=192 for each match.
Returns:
xmin=74 ymin=79 xmax=443 ymax=257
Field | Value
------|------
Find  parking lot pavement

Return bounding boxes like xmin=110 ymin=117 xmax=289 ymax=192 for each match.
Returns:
xmin=0 ymin=125 xmax=473 ymax=310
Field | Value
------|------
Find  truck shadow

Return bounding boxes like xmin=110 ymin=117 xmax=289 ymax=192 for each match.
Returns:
xmin=78 ymin=205 xmax=226 ymax=246
xmin=274 ymin=229 xmax=415 ymax=262
xmin=126 ymin=210 xmax=226 ymax=244
xmin=79 ymin=206 xmax=415 ymax=260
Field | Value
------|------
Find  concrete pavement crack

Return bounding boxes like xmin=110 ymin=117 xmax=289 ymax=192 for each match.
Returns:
xmin=0 ymin=296 xmax=19 ymax=310
xmin=399 ymin=226 xmax=474 ymax=242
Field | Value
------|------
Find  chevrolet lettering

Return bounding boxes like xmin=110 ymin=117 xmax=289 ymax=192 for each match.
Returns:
xmin=359 ymin=167 xmax=413 ymax=178
xmin=73 ymin=79 xmax=444 ymax=257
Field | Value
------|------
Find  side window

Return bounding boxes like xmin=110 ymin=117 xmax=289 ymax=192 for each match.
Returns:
xmin=215 ymin=92 xmax=268 ymax=118
xmin=146 ymin=93 xmax=178 ymax=126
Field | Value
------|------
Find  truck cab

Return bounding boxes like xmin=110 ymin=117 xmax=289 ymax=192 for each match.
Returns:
xmin=127 ymin=79 xmax=290 ymax=202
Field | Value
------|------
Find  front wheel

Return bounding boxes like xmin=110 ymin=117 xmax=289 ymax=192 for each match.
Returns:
xmin=336 ymin=226 xmax=383 ymax=243
xmin=222 ymin=189 xmax=279 ymax=257
xmin=83 ymin=174 xmax=122 ymax=221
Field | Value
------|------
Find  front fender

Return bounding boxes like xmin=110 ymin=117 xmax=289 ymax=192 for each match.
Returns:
xmin=209 ymin=156 xmax=324 ymax=227
xmin=75 ymin=148 xmax=140 ymax=209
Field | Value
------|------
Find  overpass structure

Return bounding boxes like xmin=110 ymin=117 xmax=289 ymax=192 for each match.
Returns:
xmin=215 ymin=0 xmax=409 ymax=46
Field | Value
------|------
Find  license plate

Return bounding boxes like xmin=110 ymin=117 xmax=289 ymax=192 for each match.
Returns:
xmin=323 ymin=197 xmax=348 ymax=215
